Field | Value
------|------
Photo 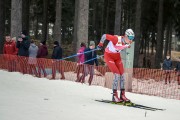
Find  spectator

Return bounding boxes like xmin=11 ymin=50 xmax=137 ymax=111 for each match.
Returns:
xmin=37 ymin=41 xmax=48 ymax=58
xmin=37 ymin=41 xmax=48 ymax=77
xmin=76 ymin=42 xmax=86 ymax=82
xmin=11 ymin=37 xmax=19 ymax=54
xmin=16 ymin=30 xmax=30 ymax=74
xmin=79 ymin=41 xmax=98 ymax=85
xmin=28 ymin=39 xmax=38 ymax=76
xmin=12 ymin=37 xmax=16 ymax=43
xmin=3 ymin=34 xmax=18 ymax=72
xmin=163 ymin=54 xmax=172 ymax=84
xmin=51 ymin=41 xmax=65 ymax=79
xmin=175 ymin=59 xmax=180 ymax=85
xmin=16 ymin=30 xmax=30 ymax=57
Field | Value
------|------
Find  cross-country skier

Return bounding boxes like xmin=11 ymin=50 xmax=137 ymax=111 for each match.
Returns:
xmin=97 ymin=29 xmax=135 ymax=102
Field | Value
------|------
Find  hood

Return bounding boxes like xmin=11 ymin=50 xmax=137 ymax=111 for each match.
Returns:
xmin=42 ymin=45 xmax=47 ymax=49
xmin=30 ymin=43 xmax=37 ymax=48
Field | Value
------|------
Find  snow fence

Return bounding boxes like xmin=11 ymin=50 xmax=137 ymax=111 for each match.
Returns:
xmin=0 ymin=54 xmax=180 ymax=100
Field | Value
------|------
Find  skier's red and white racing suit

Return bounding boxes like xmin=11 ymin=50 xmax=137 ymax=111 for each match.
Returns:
xmin=99 ymin=34 xmax=131 ymax=90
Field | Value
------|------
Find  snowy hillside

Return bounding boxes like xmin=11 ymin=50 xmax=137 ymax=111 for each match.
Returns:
xmin=0 ymin=70 xmax=180 ymax=120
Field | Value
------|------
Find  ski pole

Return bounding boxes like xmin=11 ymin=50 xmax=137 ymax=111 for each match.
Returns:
xmin=83 ymin=55 xmax=104 ymax=64
xmin=60 ymin=48 xmax=99 ymax=60
xmin=82 ymin=50 xmax=130 ymax=63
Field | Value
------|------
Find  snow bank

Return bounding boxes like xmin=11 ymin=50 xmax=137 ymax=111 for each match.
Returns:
xmin=0 ymin=70 xmax=180 ymax=120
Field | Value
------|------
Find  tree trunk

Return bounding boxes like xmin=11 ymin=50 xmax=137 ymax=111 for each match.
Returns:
xmin=105 ymin=0 xmax=110 ymax=33
xmin=22 ymin=0 xmax=30 ymax=33
xmin=35 ymin=17 xmax=39 ymax=39
xmin=127 ymin=0 xmax=131 ymax=28
xmin=4 ymin=0 xmax=10 ymax=34
xmin=151 ymin=28 xmax=156 ymax=55
xmin=72 ymin=0 xmax=79 ymax=53
xmin=121 ymin=0 xmax=125 ymax=33
xmin=92 ymin=0 xmax=98 ymax=42
xmin=168 ymin=22 xmax=172 ymax=56
xmin=73 ymin=0 xmax=89 ymax=52
xmin=133 ymin=0 xmax=142 ymax=67
xmin=0 ymin=0 xmax=5 ymax=54
xmin=54 ymin=0 xmax=62 ymax=44
xmin=11 ymin=0 xmax=22 ymax=38
xmin=100 ymin=0 xmax=105 ymax=35
xmin=155 ymin=0 xmax=164 ymax=68
xmin=114 ymin=0 xmax=122 ymax=35
xmin=42 ymin=0 xmax=49 ymax=42
xmin=164 ymin=24 xmax=170 ymax=59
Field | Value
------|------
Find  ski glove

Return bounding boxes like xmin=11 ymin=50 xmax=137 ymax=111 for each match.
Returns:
xmin=96 ymin=45 xmax=102 ymax=50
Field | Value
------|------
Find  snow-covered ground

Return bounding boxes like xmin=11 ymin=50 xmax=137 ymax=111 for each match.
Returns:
xmin=0 ymin=70 xmax=180 ymax=120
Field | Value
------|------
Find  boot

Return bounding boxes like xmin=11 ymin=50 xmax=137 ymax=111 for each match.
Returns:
xmin=112 ymin=89 xmax=123 ymax=102
xmin=120 ymin=89 xmax=130 ymax=102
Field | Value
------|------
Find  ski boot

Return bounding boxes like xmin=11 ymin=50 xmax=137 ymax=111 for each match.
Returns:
xmin=112 ymin=89 xmax=123 ymax=103
xmin=120 ymin=89 xmax=130 ymax=103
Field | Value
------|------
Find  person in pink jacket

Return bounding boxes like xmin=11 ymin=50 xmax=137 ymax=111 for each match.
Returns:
xmin=76 ymin=42 xmax=86 ymax=82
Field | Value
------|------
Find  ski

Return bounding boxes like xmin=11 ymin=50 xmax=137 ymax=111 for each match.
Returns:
xmin=95 ymin=100 xmax=166 ymax=111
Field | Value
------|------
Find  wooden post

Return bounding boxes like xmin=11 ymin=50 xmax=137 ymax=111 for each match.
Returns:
xmin=121 ymin=42 xmax=135 ymax=92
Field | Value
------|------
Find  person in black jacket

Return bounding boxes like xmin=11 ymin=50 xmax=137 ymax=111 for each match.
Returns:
xmin=51 ymin=41 xmax=65 ymax=80
xmin=16 ymin=30 xmax=30 ymax=57
xmin=79 ymin=41 xmax=98 ymax=85
xmin=51 ymin=41 xmax=62 ymax=59
xmin=16 ymin=30 xmax=30 ymax=74
xmin=162 ymin=54 xmax=172 ymax=84
xmin=175 ymin=59 xmax=180 ymax=85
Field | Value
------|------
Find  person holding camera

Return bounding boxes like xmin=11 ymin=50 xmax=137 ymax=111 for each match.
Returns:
xmin=16 ymin=30 xmax=30 ymax=57
xmin=16 ymin=30 xmax=30 ymax=74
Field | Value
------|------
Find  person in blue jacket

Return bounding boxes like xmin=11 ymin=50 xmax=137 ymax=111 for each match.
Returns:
xmin=163 ymin=54 xmax=172 ymax=84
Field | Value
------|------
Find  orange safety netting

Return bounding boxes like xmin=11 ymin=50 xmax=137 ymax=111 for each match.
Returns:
xmin=0 ymin=54 xmax=180 ymax=100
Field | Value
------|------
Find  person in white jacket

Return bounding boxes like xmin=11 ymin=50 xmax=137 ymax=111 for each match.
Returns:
xmin=28 ymin=39 xmax=38 ymax=76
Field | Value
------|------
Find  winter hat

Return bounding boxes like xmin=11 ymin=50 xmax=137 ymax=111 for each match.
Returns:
xmin=89 ymin=41 xmax=95 ymax=46
xmin=80 ymin=42 xmax=86 ymax=47
xmin=54 ymin=41 xmax=59 ymax=46
xmin=21 ymin=30 xmax=28 ymax=36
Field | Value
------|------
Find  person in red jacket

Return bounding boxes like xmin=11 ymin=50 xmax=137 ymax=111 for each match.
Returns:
xmin=97 ymin=29 xmax=135 ymax=102
xmin=3 ymin=34 xmax=18 ymax=72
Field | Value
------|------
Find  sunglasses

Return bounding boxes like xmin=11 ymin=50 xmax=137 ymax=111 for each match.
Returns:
xmin=128 ymin=36 xmax=134 ymax=40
